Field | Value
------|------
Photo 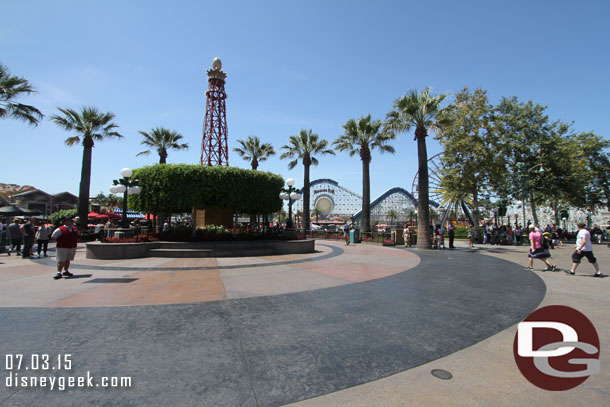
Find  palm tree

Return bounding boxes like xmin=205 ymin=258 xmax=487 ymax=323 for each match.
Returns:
xmin=406 ymin=209 xmax=416 ymax=224
xmin=280 ymin=129 xmax=335 ymax=235
xmin=137 ymin=127 xmax=188 ymax=164
xmin=0 ymin=63 xmax=43 ymax=126
xmin=233 ymin=135 xmax=275 ymax=231
xmin=233 ymin=135 xmax=275 ymax=170
xmin=385 ymin=88 xmax=450 ymax=249
xmin=312 ymin=207 xmax=323 ymax=224
xmin=51 ymin=106 xmax=123 ymax=224
xmin=334 ymin=115 xmax=395 ymax=233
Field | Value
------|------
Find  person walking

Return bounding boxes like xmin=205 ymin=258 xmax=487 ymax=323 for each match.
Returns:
xmin=343 ymin=222 xmax=351 ymax=245
xmin=467 ymin=226 xmax=476 ymax=248
xmin=447 ymin=222 xmax=455 ymax=249
xmin=36 ymin=222 xmax=52 ymax=257
xmin=7 ymin=219 xmax=23 ymax=256
xmin=20 ymin=218 xmax=36 ymax=258
xmin=51 ymin=217 xmax=79 ymax=280
xmin=568 ymin=222 xmax=602 ymax=277
xmin=403 ymin=224 xmax=411 ymax=247
xmin=527 ymin=225 xmax=556 ymax=271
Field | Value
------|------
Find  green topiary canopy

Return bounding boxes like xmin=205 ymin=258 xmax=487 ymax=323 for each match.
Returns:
xmin=128 ymin=164 xmax=284 ymax=214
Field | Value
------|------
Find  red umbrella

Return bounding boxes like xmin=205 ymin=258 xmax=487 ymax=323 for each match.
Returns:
xmin=87 ymin=212 xmax=103 ymax=219
xmin=107 ymin=212 xmax=122 ymax=219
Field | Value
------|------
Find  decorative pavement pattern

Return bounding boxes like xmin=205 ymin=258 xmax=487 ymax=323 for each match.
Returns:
xmin=0 ymin=240 xmax=545 ymax=407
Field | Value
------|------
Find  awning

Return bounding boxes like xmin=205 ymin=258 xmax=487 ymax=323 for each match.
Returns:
xmin=0 ymin=206 xmax=41 ymax=216
xmin=111 ymin=209 xmax=145 ymax=219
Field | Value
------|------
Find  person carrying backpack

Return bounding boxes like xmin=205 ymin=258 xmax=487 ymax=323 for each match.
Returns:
xmin=527 ymin=225 xmax=556 ymax=271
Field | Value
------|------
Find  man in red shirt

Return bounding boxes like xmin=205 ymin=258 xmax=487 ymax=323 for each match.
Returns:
xmin=51 ymin=217 xmax=79 ymax=280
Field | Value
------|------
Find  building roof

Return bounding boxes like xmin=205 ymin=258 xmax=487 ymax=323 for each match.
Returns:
xmin=10 ymin=189 xmax=51 ymax=198
xmin=53 ymin=191 xmax=78 ymax=199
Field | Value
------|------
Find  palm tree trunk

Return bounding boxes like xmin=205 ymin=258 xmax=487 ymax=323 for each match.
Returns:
xmin=159 ymin=154 xmax=167 ymax=164
xmin=362 ymin=157 xmax=371 ymax=233
xmin=249 ymin=160 xmax=258 ymax=231
xmin=78 ymin=138 xmax=94 ymax=226
xmin=303 ymin=164 xmax=310 ymax=237
xmin=416 ymin=132 xmax=431 ymax=249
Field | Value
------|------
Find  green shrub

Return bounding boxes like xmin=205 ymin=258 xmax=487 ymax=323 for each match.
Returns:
xmin=454 ymin=226 xmax=469 ymax=239
xmin=49 ymin=209 xmax=78 ymax=228
xmin=128 ymin=164 xmax=284 ymax=214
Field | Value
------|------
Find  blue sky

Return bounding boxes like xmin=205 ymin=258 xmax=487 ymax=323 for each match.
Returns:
xmin=2 ymin=0 xmax=609 ymax=201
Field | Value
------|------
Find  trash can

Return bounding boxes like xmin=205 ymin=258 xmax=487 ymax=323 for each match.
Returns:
xmin=350 ymin=229 xmax=360 ymax=244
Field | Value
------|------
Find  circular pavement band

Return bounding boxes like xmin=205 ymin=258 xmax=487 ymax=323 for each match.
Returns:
xmin=0 ymin=249 xmax=545 ymax=407
xmin=32 ymin=243 xmax=344 ymax=271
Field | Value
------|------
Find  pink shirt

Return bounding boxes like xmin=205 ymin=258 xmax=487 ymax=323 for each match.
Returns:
xmin=529 ymin=231 xmax=542 ymax=249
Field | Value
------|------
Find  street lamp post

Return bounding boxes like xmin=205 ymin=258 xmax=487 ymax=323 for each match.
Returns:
xmin=109 ymin=168 xmax=142 ymax=229
xmin=279 ymin=178 xmax=301 ymax=239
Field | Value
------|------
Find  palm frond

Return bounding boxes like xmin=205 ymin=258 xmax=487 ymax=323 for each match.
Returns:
xmin=0 ymin=63 xmax=43 ymax=126
xmin=64 ymin=136 xmax=81 ymax=146
xmin=287 ymin=159 xmax=298 ymax=170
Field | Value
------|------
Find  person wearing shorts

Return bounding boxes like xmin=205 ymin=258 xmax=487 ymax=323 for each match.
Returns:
xmin=51 ymin=217 xmax=79 ymax=280
xmin=343 ymin=222 xmax=351 ymax=245
xmin=569 ymin=222 xmax=601 ymax=276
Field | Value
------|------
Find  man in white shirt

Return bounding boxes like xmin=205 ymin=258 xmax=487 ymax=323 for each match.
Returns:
xmin=569 ymin=222 xmax=601 ymax=276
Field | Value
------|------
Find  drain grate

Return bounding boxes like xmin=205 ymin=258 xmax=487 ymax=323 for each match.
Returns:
xmin=431 ymin=369 xmax=453 ymax=380
xmin=85 ymin=278 xmax=138 ymax=284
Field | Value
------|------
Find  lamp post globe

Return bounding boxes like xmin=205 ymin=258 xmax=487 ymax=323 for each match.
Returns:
xmin=129 ymin=186 xmax=142 ymax=195
xmin=111 ymin=167 xmax=142 ymax=228
xmin=280 ymin=178 xmax=301 ymax=239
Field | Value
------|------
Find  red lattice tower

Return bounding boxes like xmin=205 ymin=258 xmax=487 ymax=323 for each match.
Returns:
xmin=200 ymin=57 xmax=229 ymax=166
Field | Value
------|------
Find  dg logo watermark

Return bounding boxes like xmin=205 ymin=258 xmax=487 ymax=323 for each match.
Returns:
xmin=513 ymin=305 xmax=600 ymax=391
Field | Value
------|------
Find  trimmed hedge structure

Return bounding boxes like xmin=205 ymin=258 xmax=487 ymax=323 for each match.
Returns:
xmin=128 ymin=164 xmax=284 ymax=215
xmin=49 ymin=208 xmax=78 ymax=227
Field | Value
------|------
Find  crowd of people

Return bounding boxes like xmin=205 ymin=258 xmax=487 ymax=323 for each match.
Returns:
xmin=0 ymin=215 xmax=80 ymax=280
xmin=0 ymin=217 xmax=53 ymax=258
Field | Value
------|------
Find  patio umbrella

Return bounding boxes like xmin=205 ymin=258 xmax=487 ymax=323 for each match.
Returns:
xmin=21 ymin=207 xmax=41 ymax=216
xmin=88 ymin=211 xmax=104 ymax=219
xmin=0 ymin=206 xmax=26 ymax=216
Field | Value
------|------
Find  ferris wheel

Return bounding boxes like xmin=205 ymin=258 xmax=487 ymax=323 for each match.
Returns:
xmin=411 ymin=152 xmax=446 ymax=207
xmin=411 ymin=152 xmax=475 ymax=224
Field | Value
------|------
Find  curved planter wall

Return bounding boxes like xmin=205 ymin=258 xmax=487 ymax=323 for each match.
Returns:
xmin=86 ymin=239 xmax=315 ymax=259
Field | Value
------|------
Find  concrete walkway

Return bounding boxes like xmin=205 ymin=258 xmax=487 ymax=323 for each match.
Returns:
xmin=0 ymin=239 xmax=606 ymax=406
xmin=288 ymin=241 xmax=610 ymax=407
xmin=0 ymin=242 xmax=419 ymax=306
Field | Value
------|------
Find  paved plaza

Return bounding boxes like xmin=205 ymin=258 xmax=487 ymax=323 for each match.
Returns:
xmin=0 ymin=239 xmax=608 ymax=406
